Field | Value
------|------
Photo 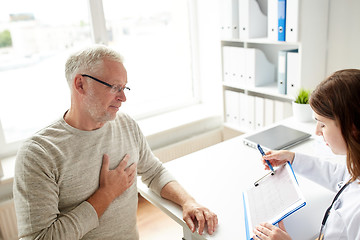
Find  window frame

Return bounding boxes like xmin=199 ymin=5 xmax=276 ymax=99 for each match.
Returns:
xmin=0 ymin=0 xmax=202 ymax=158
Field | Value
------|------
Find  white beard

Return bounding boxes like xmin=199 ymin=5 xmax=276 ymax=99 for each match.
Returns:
xmin=83 ymin=87 xmax=116 ymax=123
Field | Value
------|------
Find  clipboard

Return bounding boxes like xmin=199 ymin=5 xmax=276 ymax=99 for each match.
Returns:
xmin=242 ymin=162 xmax=306 ymax=240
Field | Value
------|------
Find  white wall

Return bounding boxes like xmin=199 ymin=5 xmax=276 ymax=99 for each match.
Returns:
xmin=326 ymin=0 xmax=360 ymax=74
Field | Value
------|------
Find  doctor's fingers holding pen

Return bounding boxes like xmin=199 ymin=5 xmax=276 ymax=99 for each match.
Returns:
xmin=261 ymin=150 xmax=295 ymax=170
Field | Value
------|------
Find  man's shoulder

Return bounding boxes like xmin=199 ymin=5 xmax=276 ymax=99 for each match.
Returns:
xmin=33 ymin=118 xmax=66 ymax=138
xmin=19 ymin=118 xmax=67 ymax=150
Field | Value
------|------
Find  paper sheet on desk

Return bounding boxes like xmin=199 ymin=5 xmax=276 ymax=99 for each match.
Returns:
xmin=243 ymin=163 xmax=306 ymax=238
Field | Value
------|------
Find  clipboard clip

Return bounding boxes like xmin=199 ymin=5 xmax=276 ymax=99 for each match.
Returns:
xmin=254 ymin=170 xmax=275 ymax=187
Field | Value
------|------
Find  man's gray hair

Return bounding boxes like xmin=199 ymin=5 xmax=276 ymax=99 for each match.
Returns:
xmin=65 ymin=45 xmax=124 ymax=88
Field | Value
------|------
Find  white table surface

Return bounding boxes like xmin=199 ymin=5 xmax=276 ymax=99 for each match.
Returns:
xmin=138 ymin=119 xmax=344 ymax=240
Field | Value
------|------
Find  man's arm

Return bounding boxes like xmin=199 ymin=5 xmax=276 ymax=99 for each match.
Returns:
xmin=160 ymin=181 xmax=218 ymax=235
xmin=14 ymin=142 xmax=100 ymax=239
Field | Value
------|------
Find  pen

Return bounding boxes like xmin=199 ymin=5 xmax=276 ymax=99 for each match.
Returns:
xmin=254 ymin=171 xmax=273 ymax=187
xmin=257 ymin=144 xmax=275 ymax=175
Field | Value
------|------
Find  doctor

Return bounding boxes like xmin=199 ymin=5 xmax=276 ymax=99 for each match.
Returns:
xmin=252 ymin=69 xmax=360 ymax=240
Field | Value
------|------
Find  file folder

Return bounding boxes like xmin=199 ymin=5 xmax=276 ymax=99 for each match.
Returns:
xmin=274 ymin=100 xmax=292 ymax=122
xmin=255 ymin=97 xmax=265 ymax=129
xmin=286 ymin=51 xmax=300 ymax=97
xmin=239 ymin=0 xmax=267 ymax=40
xmin=224 ymin=90 xmax=241 ymax=127
xmin=277 ymin=50 xmax=287 ymax=94
xmin=278 ymin=0 xmax=286 ymax=41
xmin=243 ymin=162 xmax=306 ymax=240
xmin=264 ymin=99 xmax=275 ymax=126
xmin=232 ymin=47 xmax=247 ymax=86
xmin=222 ymin=46 xmax=233 ymax=83
xmin=246 ymin=95 xmax=255 ymax=130
xmin=245 ymin=48 xmax=275 ymax=88
xmin=285 ymin=0 xmax=299 ymax=42
xmin=222 ymin=46 xmax=246 ymax=86
xmin=239 ymin=92 xmax=248 ymax=128
xmin=267 ymin=0 xmax=278 ymax=41
xmin=224 ymin=47 xmax=275 ymax=89
xmin=219 ymin=0 xmax=239 ymax=39
xmin=230 ymin=0 xmax=240 ymax=39
xmin=277 ymin=49 xmax=298 ymax=94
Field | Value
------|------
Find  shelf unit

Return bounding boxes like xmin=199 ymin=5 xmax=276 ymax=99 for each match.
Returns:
xmin=221 ymin=0 xmax=329 ymax=132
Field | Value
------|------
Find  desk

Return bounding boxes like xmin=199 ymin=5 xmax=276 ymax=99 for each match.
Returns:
xmin=137 ymin=119 xmax=344 ymax=240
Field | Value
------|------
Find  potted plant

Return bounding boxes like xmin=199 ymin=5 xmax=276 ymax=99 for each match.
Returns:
xmin=292 ymin=88 xmax=313 ymax=122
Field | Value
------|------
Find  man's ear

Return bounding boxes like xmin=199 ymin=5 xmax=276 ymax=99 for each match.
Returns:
xmin=73 ymin=74 xmax=86 ymax=94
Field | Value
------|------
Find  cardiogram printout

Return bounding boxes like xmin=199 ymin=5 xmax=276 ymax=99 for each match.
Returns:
xmin=242 ymin=162 xmax=306 ymax=239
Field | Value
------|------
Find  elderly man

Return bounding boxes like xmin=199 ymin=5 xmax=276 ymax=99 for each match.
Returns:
xmin=13 ymin=45 xmax=218 ymax=239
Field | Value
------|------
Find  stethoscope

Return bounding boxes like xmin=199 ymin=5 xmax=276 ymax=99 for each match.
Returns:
xmin=317 ymin=179 xmax=352 ymax=240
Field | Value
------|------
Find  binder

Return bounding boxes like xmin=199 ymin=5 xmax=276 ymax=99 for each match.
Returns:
xmin=255 ymin=97 xmax=265 ymax=129
xmin=285 ymin=0 xmax=299 ymax=42
xmin=274 ymin=100 xmax=292 ymax=122
xmin=232 ymin=47 xmax=247 ymax=86
xmin=219 ymin=0 xmax=231 ymax=39
xmin=228 ymin=47 xmax=238 ymax=83
xmin=264 ymin=98 xmax=275 ymax=126
xmin=243 ymin=162 xmax=306 ymax=240
xmin=246 ymin=95 xmax=255 ymax=130
xmin=277 ymin=49 xmax=298 ymax=94
xmin=219 ymin=0 xmax=239 ymax=39
xmin=224 ymin=90 xmax=240 ymax=127
xmin=239 ymin=0 xmax=267 ymax=40
xmin=222 ymin=46 xmax=233 ymax=83
xmin=224 ymin=90 xmax=232 ymax=124
xmin=278 ymin=0 xmax=286 ymax=41
xmin=224 ymin=47 xmax=276 ymax=89
xmin=230 ymin=0 xmax=240 ymax=39
xmin=277 ymin=50 xmax=287 ymax=94
xmin=267 ymin=0 xmax=278 ymax=41
xmin=222 ymin=46 xmax=246 ymax=86
xmin=239 ymin=92 xmax=248 ymax=128
xmin=245 ymin=48 xmax=275 ymax=88
xmin=286 ymin=51 xmax=300 ymax=98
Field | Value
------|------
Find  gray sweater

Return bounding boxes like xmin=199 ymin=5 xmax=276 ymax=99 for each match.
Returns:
xmin=13 ymin=112 xmax=175 ymax=239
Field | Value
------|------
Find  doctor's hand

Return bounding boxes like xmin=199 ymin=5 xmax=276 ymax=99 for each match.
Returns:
xmin=253 ymin=221 xmax=291 ymax=240
xmin=261 ymin=150 xmax=295 ymax=170
xmin=182 ymin=200 xmax=218 ymax=236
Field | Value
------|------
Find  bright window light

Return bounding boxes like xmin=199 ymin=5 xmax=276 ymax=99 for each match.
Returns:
xmin=0 ymin=0 xmax=198 ymax=152
xmin=102 ymin=0 xmax=197 ymax=118
xmin=0 ymin=0 xmax=91 ymax=144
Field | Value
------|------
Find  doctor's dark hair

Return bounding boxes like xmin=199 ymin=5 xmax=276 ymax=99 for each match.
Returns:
xmin=310 ymin=69 xmax=360 ymax=181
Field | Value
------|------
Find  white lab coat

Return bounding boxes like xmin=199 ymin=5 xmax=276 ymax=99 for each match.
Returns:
xmin=293 ymin=153 xmax=360 ymax=240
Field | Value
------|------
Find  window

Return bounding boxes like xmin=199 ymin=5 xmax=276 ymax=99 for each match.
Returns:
xmin=0 ymin=0 xmax=199 ymax=157
xmin=102 ymin=0 xmax=198 ymax=117
xmin=0 ymin=0 xmax=91 ymax=156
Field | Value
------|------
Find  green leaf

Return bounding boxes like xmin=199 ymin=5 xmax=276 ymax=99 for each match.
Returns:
xmin=295 ymin=88 xmax=311 ymax=104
